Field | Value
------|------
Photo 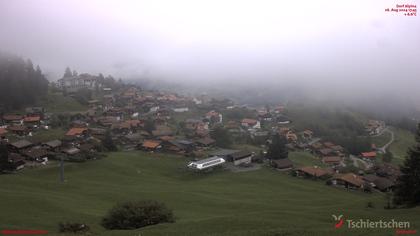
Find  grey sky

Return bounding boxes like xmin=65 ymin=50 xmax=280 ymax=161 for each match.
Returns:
xmin=0 ymin=0 xmax=419 ymax=98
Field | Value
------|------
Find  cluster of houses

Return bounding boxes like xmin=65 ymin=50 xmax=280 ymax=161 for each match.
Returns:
xmin=365 ymin=120 xmax=386 ymax=136
xmin=0 ymin=80 xmax=400 ymax=194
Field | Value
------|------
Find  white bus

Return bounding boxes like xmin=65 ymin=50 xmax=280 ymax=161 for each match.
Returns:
xmin=187 ymin=157 xmax=225 ymax=170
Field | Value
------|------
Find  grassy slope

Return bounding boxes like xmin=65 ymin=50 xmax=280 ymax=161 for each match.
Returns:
xmin=38 ymin=92 xmax=88 ymax=113
xmin=371 ymin=131 xmax=391 ymax=147
xmin=0 ymin=151 xmax=419 ymax=236
xmin=389 ymin=127 xmax=415 ymax=165
xmin=288 ymin=151 xmax=325 ymax=167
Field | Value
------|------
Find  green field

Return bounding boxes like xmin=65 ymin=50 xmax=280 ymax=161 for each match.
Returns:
xmin=0 ymin=151 xmax=419 ymax=236
xmin=389 ymin=128 xmax=415 ymax=165
xmin=38 ymin=92 xmax=88 ymax=113
xmin=288 ymin=151 xmax=325 ymax=167
xmin=371 ymin=131 xmax=391 ymax=148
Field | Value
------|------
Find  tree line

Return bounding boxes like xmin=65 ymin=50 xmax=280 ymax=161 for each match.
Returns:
xmin=0 ymin=52 xmax=49 ymax=111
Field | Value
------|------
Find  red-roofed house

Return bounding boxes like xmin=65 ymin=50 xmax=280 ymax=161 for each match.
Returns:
xmin=360 ymin=151 xmax=376 ymax=159
xmin=241 ymin=119 xmax=260 ymax=129
xmin=65 ymin=128 xmax=88 ymax=137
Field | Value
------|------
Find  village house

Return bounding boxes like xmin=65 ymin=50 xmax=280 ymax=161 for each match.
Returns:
xmin=89 ymin=128 xmax=107 ymax=139
xmin=295 ymin=166 xmax=332 ymax=179
xmin=140 ymin=140 xmax=162 ymax=151
xmin=317 ymin=148 xmax=336 ymax=157
xmin=205 ymin=110 xmax=222 ymax=123
xmin=225 ymin=150 xmax=253 ymax=166
xmin=241 ymin=119 xmax=260 ymax=129
xmin=9 ymin=140 xmax=33 ymax=153
xmin=321 ymin=156 xmax=343 ymax=166
xmin=2 ymin=114 xmax=23 ymax=125
xmin=97 ymin=116 xmax=119 ymax=127
xmin=257 ymin=111 xmax=273 ymax=122
xmin=23 ymin=116 xmax=41 ymax=128
xmin=271 ymin=158 xmax=294 ymax=171
xmin=25 ymin=107 xmax=45 ymax=118
xmin=8 ymin=125 xmax=31 ymax=136
xmin=23 ymin=147 xmax=49 ymax=163
xmin=65 ymin=127 xmax=88 ymax=138
xmin=331 ymin=173 xmax=365 ymax=190
xmin=301 ymin=129 xmax=313 ymax=140
xmin=163 ymin=139 xmax=195 ymax=154
xmin=360 ymin=151 xmax=377 ymax=161
xmin=43 ymin=140 xmax=62 ymax=152
xmin=365 ymin=120 xmax=385 ymax=135
xmin=8 ymin=153 xmax=26 ymax=171
xmin=362 ymin=174 xmax=395 ymax=192
xmin=286 ymin=131 xmax=298 ymax=143
xmin=57 ymin=73 xmax=102 ymax=92
xmin=374 ymin=163 xmax=401 ymax=182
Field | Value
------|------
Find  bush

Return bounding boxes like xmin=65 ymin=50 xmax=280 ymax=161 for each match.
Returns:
xmin=58 ymin=222 xmax=90 ymax=233
xmin=101 ymin=200 xmax=175 ymax=230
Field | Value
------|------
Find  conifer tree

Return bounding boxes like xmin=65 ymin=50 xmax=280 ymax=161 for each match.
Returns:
xmin=393 ymin=123 xmax=420 ymax=207
xmin=267 ymin=134 xmax=288 ymax=160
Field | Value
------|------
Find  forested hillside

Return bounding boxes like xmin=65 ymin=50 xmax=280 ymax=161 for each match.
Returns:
xmin=0 ymin=52 xmax=49 ymax=110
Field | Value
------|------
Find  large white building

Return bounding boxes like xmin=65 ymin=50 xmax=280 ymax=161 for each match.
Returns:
xmin=57 ymin=74 xmax=102 ymax=92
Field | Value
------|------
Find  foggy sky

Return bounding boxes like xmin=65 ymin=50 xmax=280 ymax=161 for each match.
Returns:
xmin=1 ymin=0 xmax=419 ymax=99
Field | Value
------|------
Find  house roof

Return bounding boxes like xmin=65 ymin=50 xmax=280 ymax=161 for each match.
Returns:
xmin=298 ymin=166 xmax=329 ymax=177
xmin=10 ymin=140 xmax=33 ymax=149
xmin=361 ymin=152 xmax=376 ymax=158
xmin=142 ymin=140 xmax=161 ymax=149
xmin=66 ymin=128 xmax=88 ymax=136
xmin=8 ymin=125 xmax=27 ymax=132
xmin=318 ymin=148 xmax=334 ymax=156
xmin=334 ymin=173 xmax=365 ymax=187
xmin=2 ymin=114 xmax=23 ymax=121
xmin=363 ymin=174 xmax=380 ymax=183
xmin=23 ymin=148 xmax=49 ymax=159
xmin=231 ymin=150 xmax=253 ymax=160
xmin=23 ymin=116 xmax=41 ymax=122
xmin=322 ymin=156 xmax=342 ymax=163
xmin=44 ymin=140 xmax=62 ymax=148
xmin=272 ymin=158 xmax=293 ymax=169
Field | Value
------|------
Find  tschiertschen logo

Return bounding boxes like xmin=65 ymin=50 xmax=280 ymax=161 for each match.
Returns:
xmin=331 ymin=214 xmax=417 ymax=235
xmin=332 ymin=214 xmax=344 ymax=229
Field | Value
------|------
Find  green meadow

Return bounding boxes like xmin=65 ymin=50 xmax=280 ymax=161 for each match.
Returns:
xmin=0 ymin=151 xmax=419 ymax=236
